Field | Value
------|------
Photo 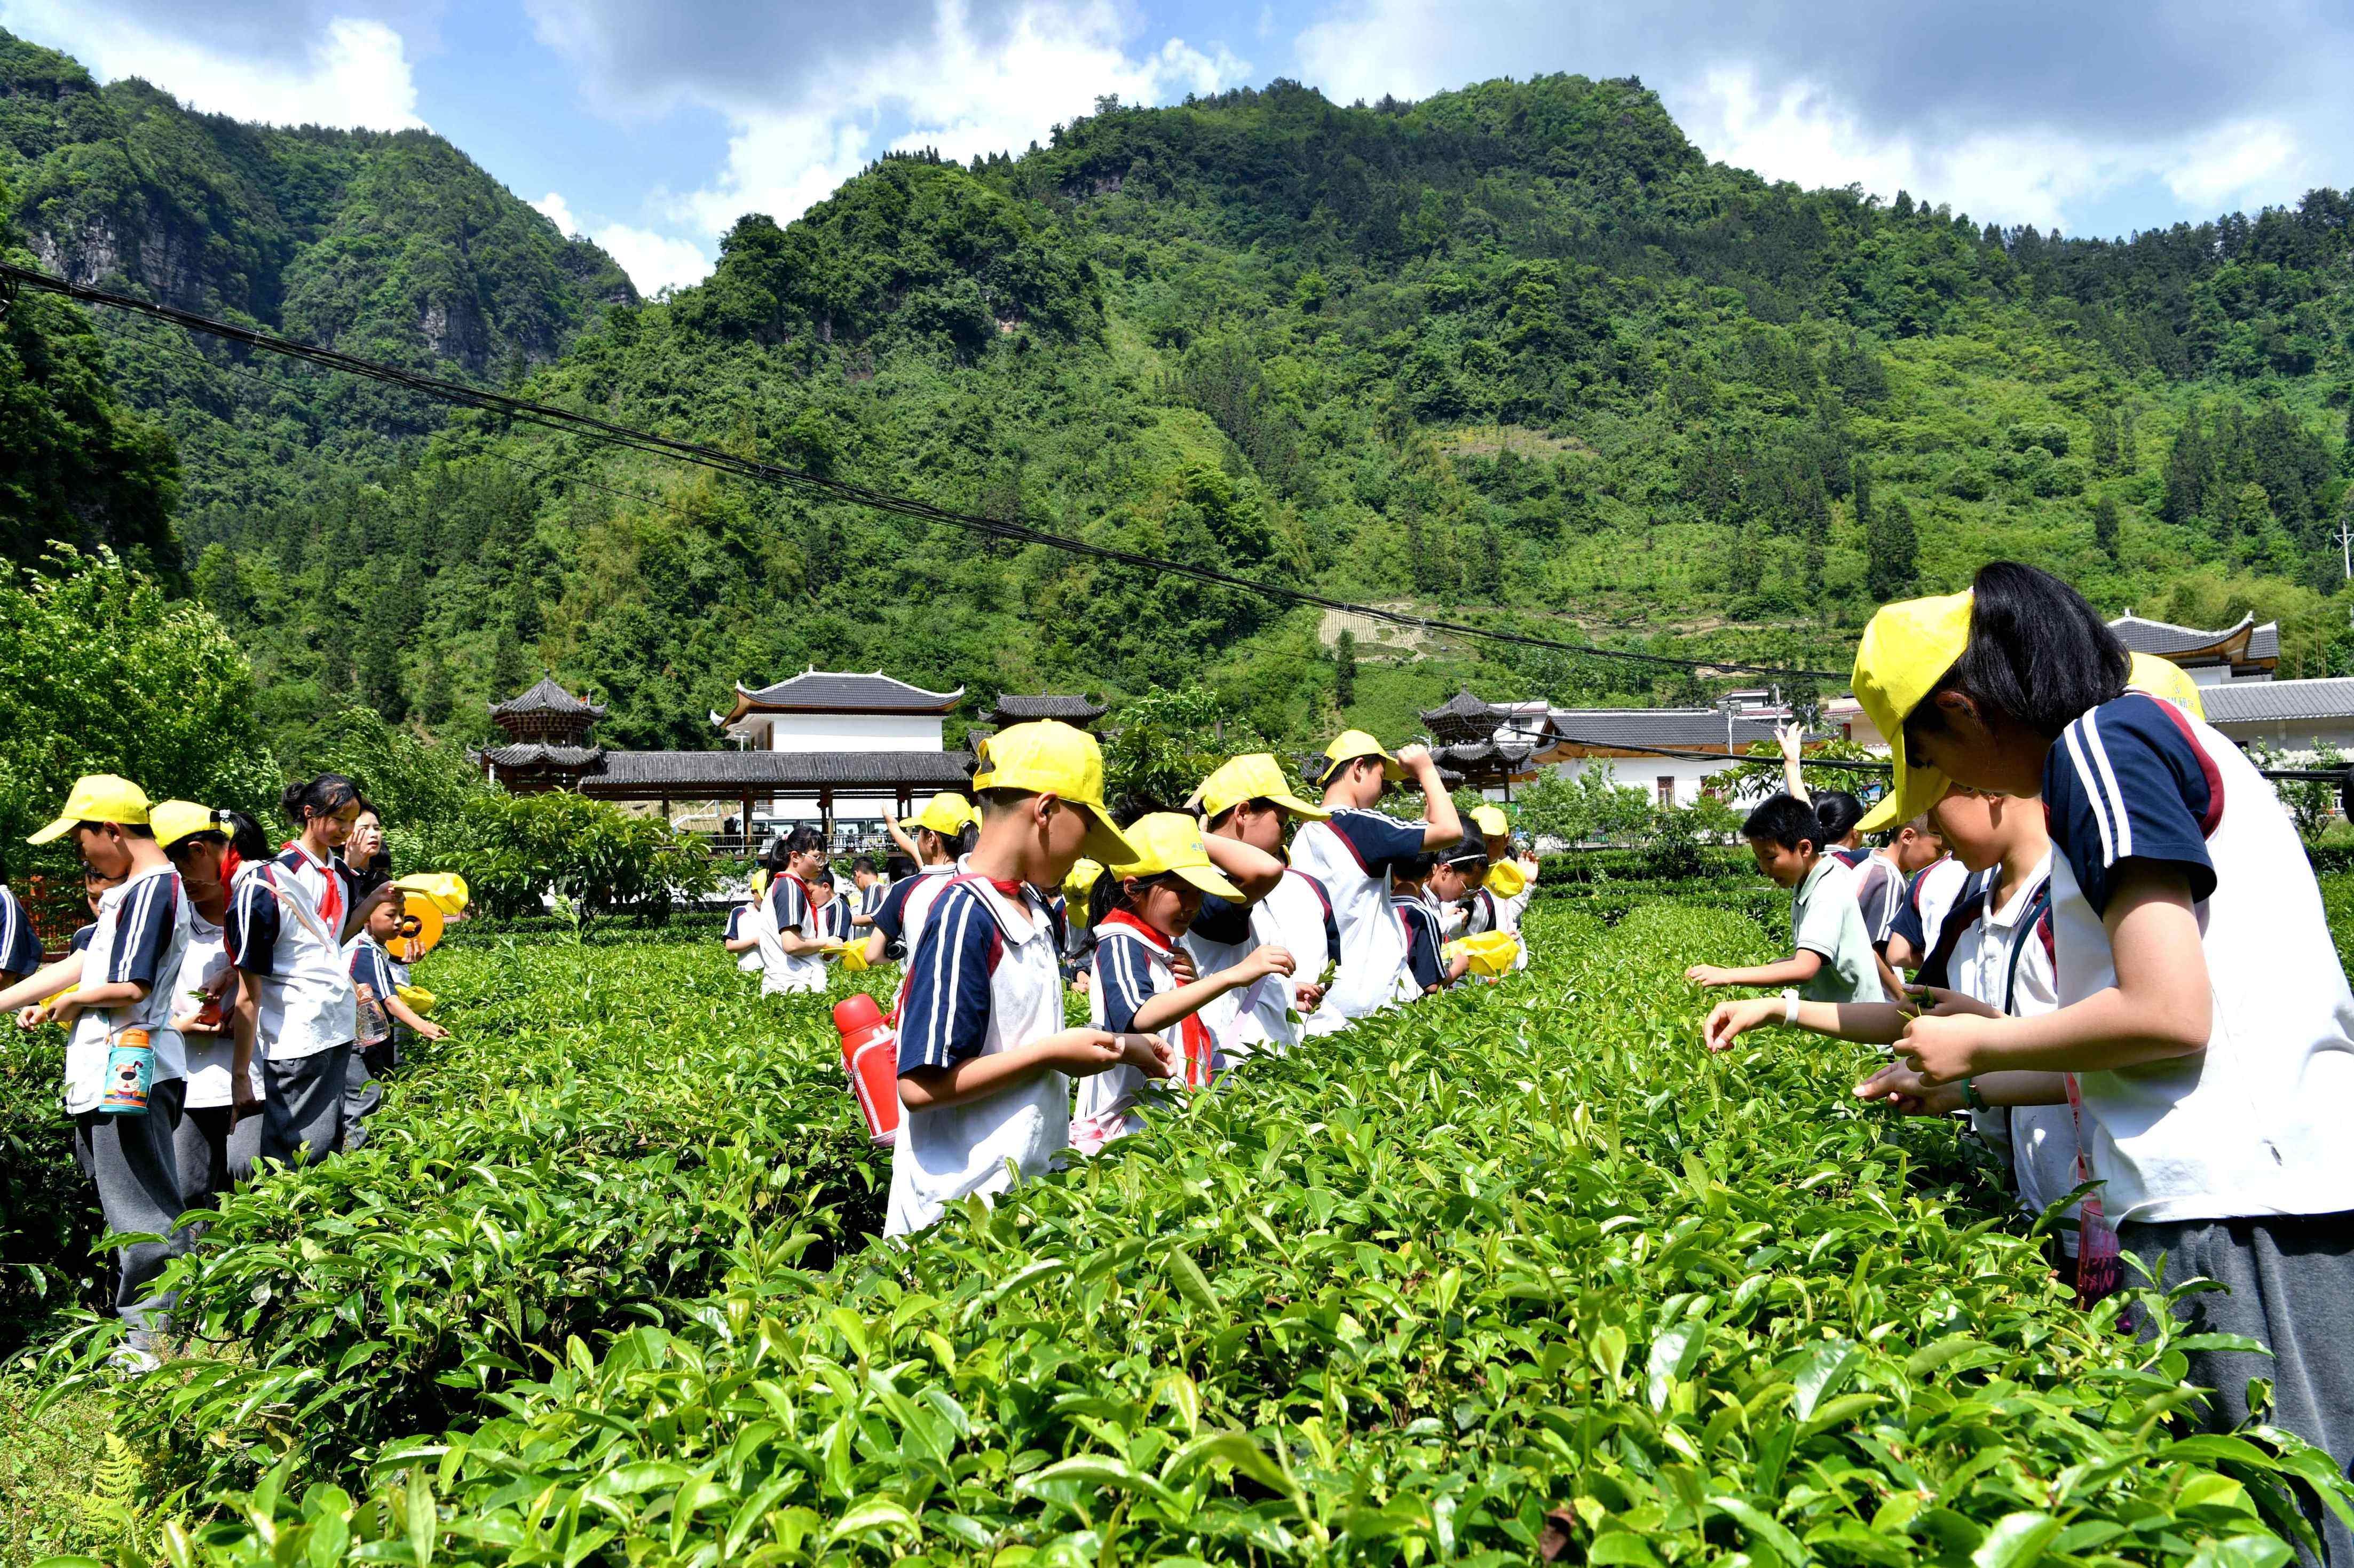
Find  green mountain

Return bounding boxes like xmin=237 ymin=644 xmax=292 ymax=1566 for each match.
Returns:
xmin=6 ymin=46 xmax=2353 ymax=754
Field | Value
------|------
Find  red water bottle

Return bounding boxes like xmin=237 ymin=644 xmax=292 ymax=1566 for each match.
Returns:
xmin=833 ymin=994 xmax=901 ymax=1146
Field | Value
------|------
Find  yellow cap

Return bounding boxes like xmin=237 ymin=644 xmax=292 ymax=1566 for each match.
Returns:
xmin=1483 ymin=858 xmax=1529 ymax=899
xmin=1111 ymin=812 xmax=1244 ymax=899
xmin=1188 ymin=753 xmax=1332 ymax=822
xmin=1469 ymin=804 xmax=1510 ymax=840
xmin=970 ymin=720 xmax=1136 ymax=866
xmin=1852 ymin=591 xmax=1975 ymax=833
xmin=2129 ymin=652 xmax=2206 ymax=720
xmin=899 ymin=791 xmax=977 ymax=835
xmin=27 ymin=774 xmax=151 ymax=844
xmin=1318 ymin=729 xmax=1403 ymax=786
xmin=394 ymin=872 xmax=471 ymax=918
xmin=1063 ymin=857 xmax=1103 ymax=896
xmin=149 ymin=799 xmax=222 ymax=849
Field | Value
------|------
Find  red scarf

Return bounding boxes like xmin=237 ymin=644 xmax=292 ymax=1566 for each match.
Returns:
xmin=281 ymin=839 xmax=343 ymax=933
xmin=1098 ymin=910 xmax=1215 ymax=1088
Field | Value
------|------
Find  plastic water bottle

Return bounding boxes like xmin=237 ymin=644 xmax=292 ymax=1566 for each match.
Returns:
xmin=101 ymin=1028 xmax=154 ymax=1115
xmin=833 ymin=994 xmax=901 ymax=1146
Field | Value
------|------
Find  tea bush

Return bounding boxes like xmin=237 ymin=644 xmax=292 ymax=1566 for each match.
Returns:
xmin=164 ymin=904 xmax=2347 ymax=1566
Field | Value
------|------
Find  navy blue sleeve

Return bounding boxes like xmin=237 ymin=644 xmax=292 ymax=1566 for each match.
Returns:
xmin=0 ymin=886 xmax=40 ymax=974
xmin=871 ymin=877 xmax=920 ymax=942
xmin=226 ymin=878 xmax=282 ymax=976
xmin=2044 ymin=694 xmax=2221 ymax=917
xmin=897 ymin=887 xmax=997 ymax=1072
xmin=768 ymin=878 xmax=808 ymax=935
xmin=348 ymin=942 xmax=396 ymax=998
xmin=1400 ymin=905 xmax=1442 ymax=989
xmin=1887 ymin=874 xmax=1925 ymax=956
xmin=1855 ymin=860 xmax=1901 ymax=949
xmin=1189 ymin=891 xmax=1252 ymax=947
xmin=108 ymin=875 xmax=177 ymax=990
xmin=70 ymin=923 xmax=97 ymax=954
xmin=1330 ymin=809 xmax=1431 ymax=874
xmin=724 ymin=906 xmax=747 ymax=939
xmin=1094 ymin=937 xmax=1156 ymax=1035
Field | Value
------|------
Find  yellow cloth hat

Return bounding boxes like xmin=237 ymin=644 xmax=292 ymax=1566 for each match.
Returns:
xmin=1111 ymin=812 xmax=1244 ymax=899
xmin=27 ymin=774 xmax=151 ymax=844
xmin=1469 ymin=804 xmax=1510 ymax=840
xmin=1063 ymin=857 xmax=1103 ymax=896
xmin=1442 ymin=930 xmax=1522 ymax=977
xmin=394 ymin=983 xmax=436 ymax=1015
xmin=394 ymin=872 xmax=471 ymax=918
xmin=1852 ymin=591 xmax=1975 ymax=833
xmin=1319 ymin=729 xmax=1403 ymax=785
xmin=1188 ymin=753 xmax=1332 ymax=821
xmin=899 ymin=791 xmax=977 ymax=835
xmin=1483 ymin=858 xmax=1529 ymax=898
xmin=2129 ymin=652 xmax=2206 ymax=720
xmin=149 ymin=799 xmax=223 ymax=849
xmin=970 ymin=720 xmax=1136 ymax=866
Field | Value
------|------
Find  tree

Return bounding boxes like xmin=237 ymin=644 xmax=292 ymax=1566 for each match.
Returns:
xmin=2092 ymin=493 xmax=2121 ymax=559
xmin=419 ymin=643 xmax=455 ymax=728
xmin=1866 ymin=496 xmax=1918 ymax=599
xmin=489 ymin=619 xmax=528 ymax=701
xmin=1333 ymin=629 xmax=1358 ymax=708
xmin=357 ymin=585 xmax=408 ymax=722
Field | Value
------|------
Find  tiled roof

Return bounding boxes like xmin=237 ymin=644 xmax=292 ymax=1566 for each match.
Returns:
xmin=990 ymin=694 xmax=1107 ymax=723
xmin=732 ymin=670 xmax=966 ymax=715
xmin=490 ymin=675 xmax=605 ymax=719
xmin=592 ymin=749 xmax=978 ymax=789
xmin=2107 ymin=614 xmax=2278 ymax=663
xmin=2200 ymin=678 xmax=2354 ymax=725
xmin=1543 ymin=708 xmax=1794 ymax=750
xmin=477 ymin=744 xmax=606 ymax=770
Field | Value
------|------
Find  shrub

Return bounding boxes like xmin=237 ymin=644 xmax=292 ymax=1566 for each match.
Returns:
xmin=446 ymin=791 xmax=720 ymax=923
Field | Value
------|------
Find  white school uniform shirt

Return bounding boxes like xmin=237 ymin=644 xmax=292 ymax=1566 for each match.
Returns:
xmin=1941 ymin=855 xmax=2080 ymax=1254
xmin=873 ymin=862 xmax=959 ymax=960
xmin=2044 ymin=692 xmax=2354 ymax=1224
xmin=225 ymin=851 xmax=357 ymax=1062
xmin=1287 ymin=807 xmax=1429 ymax=1031
xmin=884 ymin=875 xmax=1068 ymax=1237
xmin=64 ymin=862 xmax=191 ymax=1112
xmin=178 ymin=909 xmax=259 ymax=1110
xmin=1910 ymin=857 xmax=1968 ymax=958
xmin=1790 ymin=855 xmax=1886 ymax=1004
xmin=1182 ymin=869 xmax=1335 ymax=1062
xmin=1076 ymin=912 xmax=1194 ymax=1151
xmin=724 ymin=902 xmax=763 ymax=972
xmin=1851 ymin=852 xmax=1907 ymax=950
xmin=755 ymin=875 xmax=827 ymax=995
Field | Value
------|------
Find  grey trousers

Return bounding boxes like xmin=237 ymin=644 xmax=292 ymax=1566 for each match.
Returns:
xmin=340 ymin=1039 xmax=396 ymax=1152
xmin=260 ymin=1043 xmax=351 ymax=1168
xmin=2124 ymin=1213 xmax=2354 ymax=1566
xmin=69 ymin=1076 xmax=193 ymax=1342
xmin=173 ymin=1103 xmax=262 ymax=1205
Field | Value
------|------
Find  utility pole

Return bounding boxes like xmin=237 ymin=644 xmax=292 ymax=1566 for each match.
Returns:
xmin=2336 ymin=512 xmax=2353 ymax=581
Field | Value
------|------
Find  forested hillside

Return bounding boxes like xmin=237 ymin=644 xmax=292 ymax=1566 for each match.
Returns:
xmin=6 ymin=42 xmax=2353 ymax=754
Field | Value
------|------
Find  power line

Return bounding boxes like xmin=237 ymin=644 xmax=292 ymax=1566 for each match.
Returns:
xmin=3 ymin=260 xmax=1853 ymax=684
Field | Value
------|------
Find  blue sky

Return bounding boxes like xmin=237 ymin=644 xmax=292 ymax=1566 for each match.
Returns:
xmin=5 ymin=0 xmax=2350 ymax=296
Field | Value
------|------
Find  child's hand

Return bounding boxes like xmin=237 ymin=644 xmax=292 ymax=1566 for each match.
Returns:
xmin=1396 ymin=743 xmax=1434 ymax=773
xmin=232 ymin=1077 xmax=263 ymax=1124
xmin=1121 ymin=1033 xmax=1178 ymax=1078
xmin=1854 ymin=1061 xmax=1964 ymax=1116
xmin=1907 ymin=984 xmax=2001 ymax=1020
xmin=15 ymin=1004 xmax=48 ymax=1030
xmin=1169 ymin=949 xmax=1198 ymax=984
xmin=1776 ymin=723 xmax=1804 ymax=763
xmin=1684 ymin=964 xmax=1736 ymax=987
xmin=1048 ymin=1028 xmax=1131 ymax=1076
xmin=1294 ymin=981 xmax=1325 ymax=1013
xmin=1244 ymin=945 xmax=1295 ymax=982
xmin=418 ymin=1020 xmax=451 ymax=1042
xmin=1895 ymin=1010 xmax=1992 ymax=1084
xmin=1702 ymin=997 xmax=1777 ymax=1053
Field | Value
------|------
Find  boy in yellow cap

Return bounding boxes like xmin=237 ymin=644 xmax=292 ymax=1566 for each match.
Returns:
xmin=1288 ymin=731 xmax=1463 ymax=1030
xmin=886 ymin=722 xmax=1166 ymax=1237
xmin=1185 ymin=753 xmax=1339 ymax=1057
xmin=23 ymin=775 xmax=194 ymax=1366
xmin=1457 ymin=804 xmax=1532 ymax=968
xmin=1072 ymin=813 xmax=1297 ymax=1150
xmin=864 ymin=790 xmax=975 ymax=969
xmin=1846 ymin=565 xmax=2354 ymax=1541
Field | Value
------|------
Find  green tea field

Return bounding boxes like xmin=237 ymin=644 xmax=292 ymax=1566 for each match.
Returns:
xmin=5 ymin=897 xmax=2345 ymax=1566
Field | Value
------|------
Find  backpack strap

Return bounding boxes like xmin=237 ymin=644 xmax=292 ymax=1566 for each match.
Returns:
xmin=2000 ymin=877 xmax=2055 ymax=1015
xmin=1914 ymin=868 xmax=1992 ymax=992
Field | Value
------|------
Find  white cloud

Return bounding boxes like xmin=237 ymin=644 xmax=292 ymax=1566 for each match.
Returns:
xmin=534 ymin=188 xmax=712 ymax=294
xmin=0 ymin=2 xmax=424 ymax=130
xmin=2161 ymin=120 xmax=2300 ymax=210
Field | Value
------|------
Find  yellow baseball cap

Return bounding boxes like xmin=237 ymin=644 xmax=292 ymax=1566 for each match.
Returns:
xmin=27 ymin=774 xmax=151 ymax=844
xmin=1111 ymin=812 xmax=1244 ymax=899
xmin=1318 ymin=729 xmax=1403 ymax=785
xmin=1853 ymin=590 xmax=1978 ymax=832
xmin=1188 ymin=753 xmax=1332 ymax=822
xmin=2129 ymin=652 xmax=2205 ymax=720
xmin=899 ymin=791 xmax=976 ymax=835
xmin=149 ymin=799 xmax=223 ymax=849
xmin=970 ymin=720 xmax=1136 ymax=865
xmin=1063 ymin=857 xmax=1103 ymax=897
xmin=1469 ymin=804 xmax=1510 ymax=840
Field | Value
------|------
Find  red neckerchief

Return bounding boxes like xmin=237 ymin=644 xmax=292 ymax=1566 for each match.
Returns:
xmin=1097 ymin=909 xmax=1213 ymax=1087
xmin=983 ymin=875 xmax=1027 ymax=901
xmin=282 ymin=839 xmax=343 ymax=933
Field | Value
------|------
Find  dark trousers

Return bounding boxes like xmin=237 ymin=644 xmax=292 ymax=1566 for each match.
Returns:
xmin=260 ymin=1043 xmax=351 ymax=1168
xmin=70 ymin=1077 xmax=193 ymax=1343
xmin=2125 ymin=1213 xmax=2354 ymax=1566
xmin=173 ymin=1102 xmax=262 ymax=1205
xmin=340 ymin=1039 xmax=397 ymax=1152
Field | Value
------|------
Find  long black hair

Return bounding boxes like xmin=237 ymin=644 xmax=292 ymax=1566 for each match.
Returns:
xmin=1813 ymin=790 xmax=1865 ymax=846
xmin=1908 ymin=563 xmax=2129 ymax=743
xmin=282 ymin=773 xmax=365 ymax=830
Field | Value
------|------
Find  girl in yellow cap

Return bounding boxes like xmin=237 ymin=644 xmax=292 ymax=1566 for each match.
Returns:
xmin=1852 ymin=563 xmax=2354 ymax=1544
